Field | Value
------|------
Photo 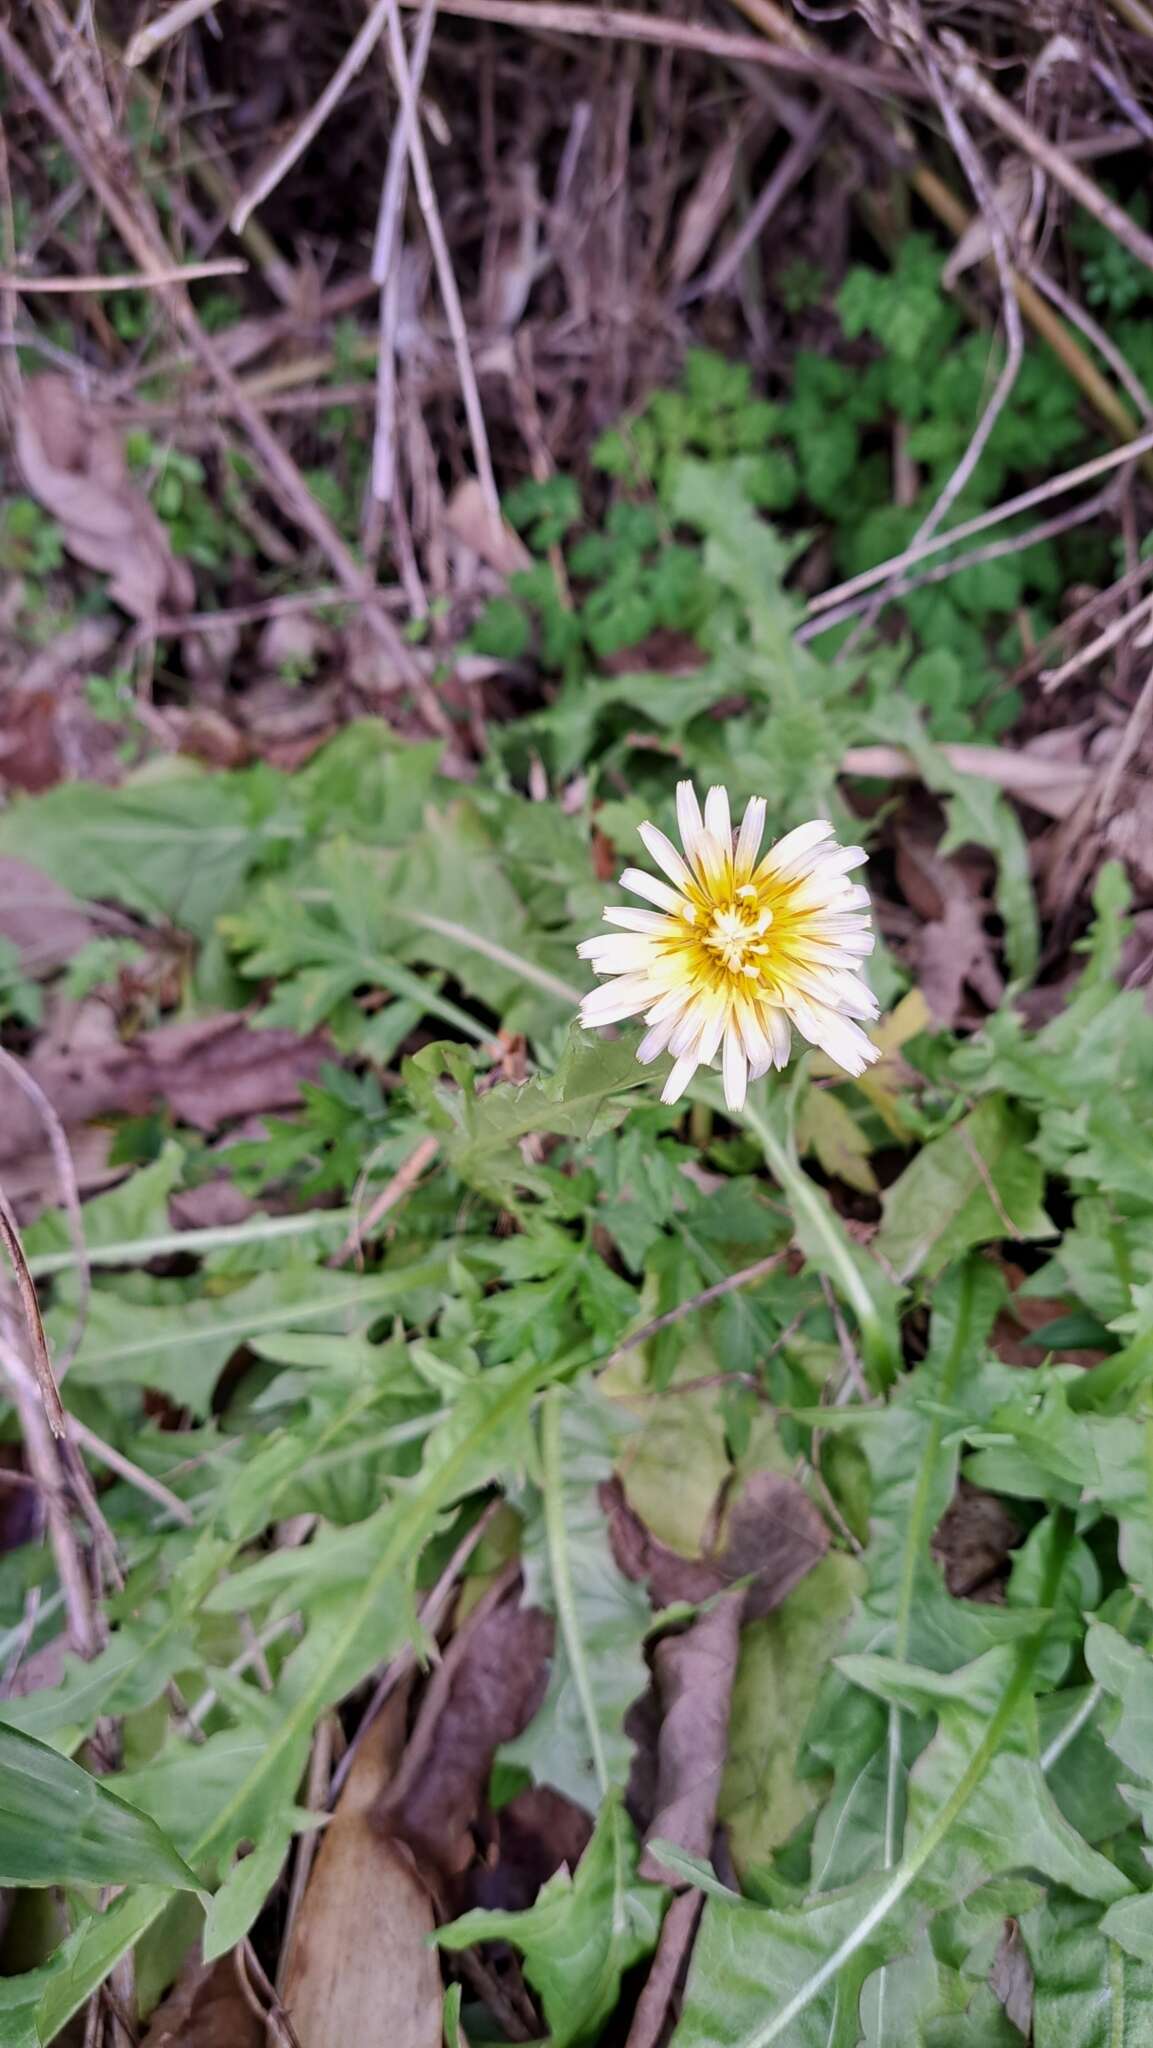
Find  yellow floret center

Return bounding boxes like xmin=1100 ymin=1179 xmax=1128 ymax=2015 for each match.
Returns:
xmin=702 ymin=900 xmax=773 ymax=977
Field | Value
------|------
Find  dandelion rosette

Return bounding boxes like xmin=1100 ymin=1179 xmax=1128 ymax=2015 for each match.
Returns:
xmin=578 ymin=781 xmax=880 ymax=1111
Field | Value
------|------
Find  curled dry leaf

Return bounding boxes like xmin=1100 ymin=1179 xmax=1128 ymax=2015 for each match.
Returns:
xmin=897 ymin=832 xmax=1004 ymax=1029
xmin=624 ymin=1887 xmax=703 ymax=2048
xmin=375 ymin=1592 xmax=554 ymax=1885
xmin=279 ymin=1695 xmax=442 ymax=2048
xmin=14 ymin=375 xmax=195 ymax=621
xmin=138 ymin=1952 xmax=263 ymax=2048
xmin=603 ymin=1468 xmax=829 ymax=1618
xmin=639 ymin=1590 xmax=744 ymax=1884
xmin=608 ymin=1469 xmax=828 ymax=1885
xmin=444 ymin=477 xmax=533 ymax=579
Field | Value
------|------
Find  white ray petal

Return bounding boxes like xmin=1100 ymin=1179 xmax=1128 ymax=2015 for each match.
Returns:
xmin=734 ymin=796 xmax=766 ymax=879
xmin=638 ymin=1017 xmax=676 ymax=1064
xmin=757 ymin=819 xmax=833 ymax=882
xmin=619 ymin=867 xmax=687 ymax=915
xmin=638 ymin=822 xmax=695 ymax=893
xmin=580 ymin=972 xmax=655 ymax=1022
xmin=704 ymin=785 xmax=732 ymax=851
xmin=577 ymin=934 xmax=657 ymax=969
xmin=737 ymin=1002 xmax=774 ymax=1076
xmin=676 ymin=781 xmax=705 ymax=866
xmin=785 ymin=993 xmax=879 ymax=1076
xmin=694 ymin=827 xmax=728 ymax=888
xmin=644 ymin=986 xmax=694 ymax=1025
xmin=602 ymin=906 xmax=675 ymax=934
xmin=697 ymin=998 xmax=727 ymax=1066
xmin=662 ymin=1052 xmax=700 ymax=1105
xmin=668 ymin=1007 xmax=705 ymax=1059
xmin=722 ymin=1028 xmax=748 ymax=1111
xmin=790 ymin=963 xmax=878 ymax=1019
xmin=764 ymin=1006 xmax=792 ymax=1066
xmin=807 ymin=843 xmax=867 ymax=879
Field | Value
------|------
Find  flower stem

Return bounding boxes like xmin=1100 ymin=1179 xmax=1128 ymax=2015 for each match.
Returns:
xmin=739 ymin=1090 xmax=900 ymax=1387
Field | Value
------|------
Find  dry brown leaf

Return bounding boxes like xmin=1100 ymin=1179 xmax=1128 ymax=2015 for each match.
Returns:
xmin=624 ymin=1890 xmax=702 ymax=2048
xmin=139 ymin=1952 xmax=262 ymax=2048
xmin=468 ymin=1784 xmax=593 ymax=1915
xmin=279 ymin=1695 xmax=442 ymax=2048
xmin=943 ymin=156 xmax=1033 ymax=286
xmin=375 ymin=1593 xmax=553 ymax=1883
xmin=604 ymin=1468 xmax=827 ymax=1617
xmin=14 ymin=375 xmax=195 ymax=621
xmin=897 ymin=834 xmax=1003 ymax=1028
xmin=639 ymin=1590 xmax=744 ymax=1884
xmin=0 ymin=1013 xmax=332 ymax=1173
xmin=0 ymin=858 xmax=96 ymax=977
xmin=716 ymin=1469 xmax=830 ymax=1622
xmin=932 ymin=1479 xmax=1020 ymax=1600
xmin=991 ymin=1918 xmax=1034 ymax=2038
xmin=444 ymin=478 xmax=533 ymax=578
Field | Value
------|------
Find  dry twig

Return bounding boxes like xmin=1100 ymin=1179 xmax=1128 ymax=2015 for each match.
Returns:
xmin=331 ymin=1134 xmax=441 ymax=1269
xmin=805 ymin=423 xmax=1153 ymax=622
xmin=231 ymin=0 xmax=395 ymax=235
xmin=384 ymin=0 xmax=500 ymax=524
xmin=1042 ymin=591 xmax=1153 ymax=695
xmin=609 ymin=1251 xmax=788 ymax=1361
xmin=1 ymin=258 xmax=246 ymax=291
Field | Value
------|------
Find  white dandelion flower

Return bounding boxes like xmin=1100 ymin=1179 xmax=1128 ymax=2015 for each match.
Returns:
xmin=577 ymin=781 xmax=881 ymax=1113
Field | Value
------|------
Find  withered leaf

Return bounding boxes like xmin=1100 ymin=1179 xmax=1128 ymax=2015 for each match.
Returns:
xmin=139 ymin=1952 xmax=262 ymax=2048
xmin=603 ymin=1468 xmax=828 ymax=1620
xmin=639 ymin=1591 xmax=744 ymax=1884
xmin=0 ymin=857 xmax=96 ymax=976
xmin=375 ymin=1594 xmax=553 ymax=1883
xmin=0 ymin=1013 xmax=332 ymax=1176
xmin=624 ymin=1888 xmax=702 ymax=2048
xmin=15 ymin=375 xmax=195 ymax=620
xmin=280 ymin=1696 xmax=442 ymax=2048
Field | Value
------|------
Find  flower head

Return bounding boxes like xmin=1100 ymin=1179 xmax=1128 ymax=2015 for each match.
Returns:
xmin=578 ymin=782 xmax=880 ymax=1112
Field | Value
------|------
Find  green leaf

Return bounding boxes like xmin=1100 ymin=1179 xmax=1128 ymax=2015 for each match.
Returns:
xmin=408 ymin=1028 xmax=645 ymax=1203
xmin=807 ymin=1262 xmax=1034 ymax=1900
xmin=0 ymin=769 xmax=276 ymax=938
xmin=0 ymin=1724 xmax=198 ymax=1891
xmin=875 ymin=1097 xmax=1052 ymax=1282
xmin=1023 ymin=1891 xmax=1153 ymax=2048
xmin=203 ymin=1816 xmax=305 ymax=1960
xmin=0 ymin=1614 xmax=199 ymax=1744
xmin=675 ymin=1572 xmax=1122 ymax=2048
xmin=436 ymin=1793 xmax=665 ymax=2048
xmin=720 ymin=1553 xmax=862 ymax=1882
xmin=1101 ymin=1892 xmax=1153 ymax=1967
xmin=839 ymin=1647 xmax=1129 ymax=1906
xmin=502 ymin=1387 xmax=651 ymax=1807
xmin=54 ymin=1258 xmax=448 ymax=1413
xmin=29 ymin=1344 xmax=572 ymax=2043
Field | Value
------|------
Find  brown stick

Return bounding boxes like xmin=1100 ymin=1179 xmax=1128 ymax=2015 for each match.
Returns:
xmin=394 ymin=0 xmax=926 ymax=94
xmin=609 ymin=1251 xmax=788 ymax=1360
xmin=945 ymin=39 xmax=1153 ymax=282
xmin=330 ymin=1135 xmax=440 ymax=1268
xmin=0 ymin=1046 xmax=89 ymax=1373
xmin=1 ymin=258 xmax=246 ymax=291
xmin=0 ymin=1343 xmax=94 ymax=1653
xmin=0 ymin=1194 xmax=64 ymax=1435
